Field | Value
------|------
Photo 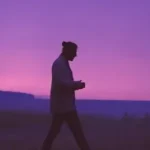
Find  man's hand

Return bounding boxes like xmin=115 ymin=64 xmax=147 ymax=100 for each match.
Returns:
xmin=75 ymin=80 xmax=85 ymax=90
xmin=80 ymin=82 xmax=85 ymax=89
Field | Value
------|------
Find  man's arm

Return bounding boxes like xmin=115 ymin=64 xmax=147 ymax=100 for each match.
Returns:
xmin=52 ymin=62 xmax=84 ymax=90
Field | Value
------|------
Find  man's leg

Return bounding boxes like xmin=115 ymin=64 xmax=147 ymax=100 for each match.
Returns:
xmin=65 ymin=111 xmax=91 ymax=150
xmin=41 ymin=113 xmax=64 ymax=150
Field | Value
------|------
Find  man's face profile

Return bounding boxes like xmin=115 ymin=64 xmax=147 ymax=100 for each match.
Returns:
xmin=68 ymin=48 xmax=77 ymax=61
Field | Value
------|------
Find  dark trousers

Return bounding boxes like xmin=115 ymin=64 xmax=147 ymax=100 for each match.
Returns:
xmin=41 ymin=110 xmax=90 ymax=150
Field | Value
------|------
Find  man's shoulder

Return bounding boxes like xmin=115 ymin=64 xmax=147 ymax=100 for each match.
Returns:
xmin=52 ymin=56 xmax=64 ymax=68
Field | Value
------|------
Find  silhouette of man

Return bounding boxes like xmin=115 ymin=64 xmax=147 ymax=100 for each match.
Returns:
xmin=41 ymin=41 xmax=91 ymax=150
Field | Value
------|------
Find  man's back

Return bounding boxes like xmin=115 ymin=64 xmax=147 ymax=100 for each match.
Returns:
xmin=50 ymin=55 xmax=76 ymax=114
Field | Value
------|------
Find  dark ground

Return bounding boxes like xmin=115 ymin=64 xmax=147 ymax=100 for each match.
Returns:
xmin=0 ymin=110 xmax=150 ymax=150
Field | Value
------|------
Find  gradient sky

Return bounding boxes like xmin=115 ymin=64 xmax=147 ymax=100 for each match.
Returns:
xmin=0 ymin=0 xmax=150 ymax=100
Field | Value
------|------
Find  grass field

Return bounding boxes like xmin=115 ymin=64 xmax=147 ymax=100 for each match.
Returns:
xmin=0 ymin=110 xmax=150 ymax=150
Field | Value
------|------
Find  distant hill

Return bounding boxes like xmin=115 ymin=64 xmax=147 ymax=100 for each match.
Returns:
xmin=0 ymin=90 xmax=34 ymax=101
xmin=0 ymin=90 xmax=150 ymax=117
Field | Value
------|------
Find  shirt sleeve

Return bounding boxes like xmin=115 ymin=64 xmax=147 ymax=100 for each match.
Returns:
xmin=52 ymin=61 xmax=80 ymax=89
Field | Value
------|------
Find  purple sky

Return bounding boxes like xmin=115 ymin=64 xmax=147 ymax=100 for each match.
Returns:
xmin=0 ymin=0 xmax=150 ymax=100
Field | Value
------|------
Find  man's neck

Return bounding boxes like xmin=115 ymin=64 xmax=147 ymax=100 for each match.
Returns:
xmin=61 ymin=53 xmax=69 ymax=61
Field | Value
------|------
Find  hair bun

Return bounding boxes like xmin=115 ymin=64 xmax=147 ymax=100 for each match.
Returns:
xmin=62 ymin=41 xmax=67 ymax=47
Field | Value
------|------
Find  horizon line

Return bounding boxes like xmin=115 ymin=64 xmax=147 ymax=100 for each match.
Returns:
xmin=0 ymin=89 xmax=150 ymax=101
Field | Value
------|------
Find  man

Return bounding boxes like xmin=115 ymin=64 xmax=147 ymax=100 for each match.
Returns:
xmin=41 ymin=41 xmax=91 ymax=150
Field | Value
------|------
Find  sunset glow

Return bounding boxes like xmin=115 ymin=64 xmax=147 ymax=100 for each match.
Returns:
xmin=0 ymin=0 xmax=150 ymax=100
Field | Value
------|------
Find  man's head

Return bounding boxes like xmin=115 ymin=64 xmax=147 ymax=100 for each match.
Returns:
xmin=61 ymin=41 xmax=78 ymax=61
